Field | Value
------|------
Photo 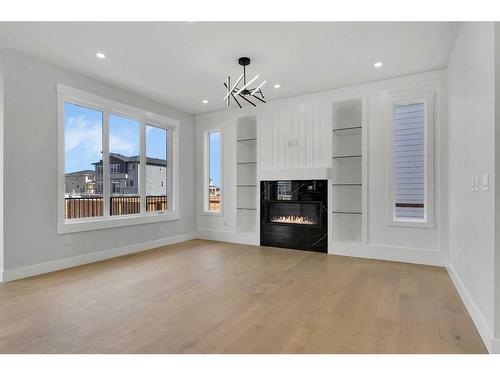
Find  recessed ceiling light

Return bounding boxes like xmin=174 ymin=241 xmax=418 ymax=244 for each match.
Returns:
xmin=202 ymin=100 xmax=208 ymax=104
xmin=96 ymin=52 xmax=106 ymax=59
xmin=374 ymin=61 xmax=383 ymax=68
xmin=274 ymin=84 xmax=280 ymax=88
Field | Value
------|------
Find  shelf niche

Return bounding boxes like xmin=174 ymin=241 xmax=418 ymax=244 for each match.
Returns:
xmin=331 ymin=98 xmax=363 ymax=244
xmin=236 ymin=116 xmax=258 ymax=233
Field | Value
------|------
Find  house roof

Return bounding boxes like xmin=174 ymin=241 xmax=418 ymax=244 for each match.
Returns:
xmin=65 ymin=169 xmax=95 ymax=176
xmin=92 ymin=153 xmax=167 ymax=166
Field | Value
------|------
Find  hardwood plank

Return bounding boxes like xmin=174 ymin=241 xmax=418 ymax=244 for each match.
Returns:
xmin=0 ymin=240 xmax=487 ymax=353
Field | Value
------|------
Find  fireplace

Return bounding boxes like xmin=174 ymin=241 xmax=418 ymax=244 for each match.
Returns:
xmin=261 ymin=180 xmax=327 ymax=253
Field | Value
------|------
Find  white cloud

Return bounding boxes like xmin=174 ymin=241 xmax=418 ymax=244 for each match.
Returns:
xmin=65 ymin=115 xmax=102 ymax=155
xmin=109 ymin=134 xmax=135 ymax=155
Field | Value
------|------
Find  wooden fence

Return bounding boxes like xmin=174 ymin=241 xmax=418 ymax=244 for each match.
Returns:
xmin=65 ymin=196 xmax=168 ymax=219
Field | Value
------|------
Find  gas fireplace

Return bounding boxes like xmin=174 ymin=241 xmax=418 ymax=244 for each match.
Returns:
xmin=261 ymin=180 xmax=327 ymax=253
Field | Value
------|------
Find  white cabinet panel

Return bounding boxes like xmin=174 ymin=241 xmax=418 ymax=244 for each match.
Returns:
xmin=258 ymin=103 xmax=329 ymax=171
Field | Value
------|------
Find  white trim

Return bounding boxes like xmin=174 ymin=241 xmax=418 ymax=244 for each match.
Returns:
xmin=0 ymin=70 xmax=4 ymax=281
xmin=57 ymin=211 xmax=180 ymax=234
xmin=57 ymin=84 xmax=180 ymax=233
xmin=330 ymin=241 xmax=443 ymax=267
xmin=203 ymin=128 xmax=223 ymax=214
xmin=1 ymin=232 xmax=196 ymax=282
xmin=446 ymin=261 xmax=493 ymax=353
xmin=259 ymin=167 xmax=330 ymax=181
xmin=386 ymin=91 xmax=435 ymax=228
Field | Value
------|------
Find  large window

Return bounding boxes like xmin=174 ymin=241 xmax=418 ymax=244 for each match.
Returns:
xmin=64 ymin=102 xmax=103 ymax=219
xmin=146 ymin=125 xmax=169 ymax=212
xmin=389 ymin=93 xmax=433 ymax=226
xmin=205 ymin=130 xmax=222 ymax=213
xmin=58 ymin=84 xmax=179 ymax=233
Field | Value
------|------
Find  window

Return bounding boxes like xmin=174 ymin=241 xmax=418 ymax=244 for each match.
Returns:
xmin=58 ymin=84 xmax=179 ymax=233
xmin=63 ymin=102 xmax=103 ymax=218
xmin=389 ymin=93 xmax=434 ymax=226
xmin=110 ymin=164 xmax=120 ymax=174
xmin=146 ymin=125 xmax=169 ymax=212
xmin=205 ymin=130 xmax=222 ymax=213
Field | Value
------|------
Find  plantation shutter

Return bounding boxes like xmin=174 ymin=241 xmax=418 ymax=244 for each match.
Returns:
xmin=393 ymin=102 xmax=425 ymax=220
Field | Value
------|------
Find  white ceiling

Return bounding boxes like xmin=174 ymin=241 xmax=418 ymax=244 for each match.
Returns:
xmin=0 ymin=22 xmax=459 ymax=115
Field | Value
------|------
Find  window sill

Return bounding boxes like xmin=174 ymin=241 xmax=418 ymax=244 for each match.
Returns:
xmin=201 ymin=211 xmax=224 ymax=217
xmin=57 ymin=211 xmax=180 ymax=234
xmin=386 ymin=219 xmax=434 ymax=229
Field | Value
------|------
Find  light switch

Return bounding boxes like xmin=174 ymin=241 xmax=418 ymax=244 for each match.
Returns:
xmin=482 ymin=173 xmax=489 ymax=191
xmin=475 ymin=175 xmax=480 ymax=191
xmin=472 ymin=176 xmax=476 ymax=191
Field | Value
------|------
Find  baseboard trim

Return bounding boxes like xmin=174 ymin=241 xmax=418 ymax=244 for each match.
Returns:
xmin=197 ymin=229 xmax=259 ymax=246
xmin=331 ymin=242 xmax=443 ymax=267
xmin=1 ymin=232 xmax=197 ymax=282
xmin=445 ymin=262 xmax=493 ymax=353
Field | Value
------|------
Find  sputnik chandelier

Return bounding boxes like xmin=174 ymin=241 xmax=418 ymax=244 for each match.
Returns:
xmin=223 ymin=57 xmax=266 ymax=108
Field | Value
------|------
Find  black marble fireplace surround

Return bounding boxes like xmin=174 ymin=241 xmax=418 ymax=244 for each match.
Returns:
xmin=260 ymin=180 xmax=327 ymax=253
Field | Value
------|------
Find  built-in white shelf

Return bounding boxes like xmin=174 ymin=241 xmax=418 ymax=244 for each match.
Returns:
xmin=236 ymin=116 xmax=258 ymax=233
xmin=330 ymin=98 xmax=363 ymax=245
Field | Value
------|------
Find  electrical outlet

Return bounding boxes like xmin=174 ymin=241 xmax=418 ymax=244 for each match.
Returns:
xmin=482 ymin=173 xmax=489 ymax=191
xmin=64 ymin=235 xmax=72 ymax=245
xmin=474 ymin=175 xmax=480 ymax=191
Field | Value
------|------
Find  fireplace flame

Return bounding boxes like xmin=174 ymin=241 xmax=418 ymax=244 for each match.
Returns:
xmin=271 ymin=215 xmax=316 ymax=225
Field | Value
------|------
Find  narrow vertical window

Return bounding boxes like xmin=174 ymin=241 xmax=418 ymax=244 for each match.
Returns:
xmin=108 ymin=114 xmax=140 ymax=216
xmin=207 ymin=131 xmax=222 ymax=212
xmin=64 ymin=102 xmax=103 ymax=219
xmin=393 ymin=102 xmax=426 ymax=222
xmin=146 ymin=125 xmax=168 ymax=211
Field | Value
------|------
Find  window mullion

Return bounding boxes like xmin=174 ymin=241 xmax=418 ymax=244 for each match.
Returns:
xmin=139 ymin=121 xmax=146 ymax=214
xmin=103 ymin=110 xmax=110 ymax=217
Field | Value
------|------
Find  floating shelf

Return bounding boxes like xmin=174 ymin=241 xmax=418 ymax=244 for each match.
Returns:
xmin=237 ymin=207 xmax=257 ymax=211
xmin=332 ymin=126 xmax=362 ymax=135
xmin=237 ymin=138 xmax=257 ymax=143
xmin=332 ymin=155 xmax=362 ymax=160
xmin=237 ymin=161 xmax=257 ymax=165
xmin=332 ymin=210 xmax=362 ymax=215
xmin=237 ymin=185 xmax=257 ymax=187
xmin=332 ymin=183 xmax=362 ymax=186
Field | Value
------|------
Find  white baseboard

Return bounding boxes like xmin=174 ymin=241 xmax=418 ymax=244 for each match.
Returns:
xmin=331 ymin=242 xmax=443 ymax=267
xmin=1 ymin=232 xmax=197 ymax=282
xmin=445 ymin=262 xmax=493 ymax=353
xmin=197 ymin=229 xmax=259 ymax=246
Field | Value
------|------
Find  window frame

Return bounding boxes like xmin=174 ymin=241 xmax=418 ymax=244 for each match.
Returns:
xmin=57 ymin=84 xmax=180 ymax=234
xmin=203 ymin=129 xmax=223 ymax=216
xmin=387 ymin=91 xmax=434 ymax=228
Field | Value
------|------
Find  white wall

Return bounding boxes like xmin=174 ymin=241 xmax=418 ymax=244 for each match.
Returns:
xmin=0 ymin=49 xmax=195 ymax=280
xmin=0 ymin=56 xmax=4 ymax=279
xmin=195 ymin=70 xmax=446 ymax=266
xmin=447 ymin=22 xmax=496 ymax=351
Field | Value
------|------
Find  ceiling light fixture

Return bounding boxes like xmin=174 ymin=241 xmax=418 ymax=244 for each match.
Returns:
xmin=96 ymin=52 xmax=106 ymax=59
xmin=274 ymin=84 xmax=281 ymax=89
xmin=223 ymin=57 xmax=266 ymax=108
xmin=202 ymin=100 xmax=208 ymax=104
xmin=374 ymin=61 xmax=383 ymax=68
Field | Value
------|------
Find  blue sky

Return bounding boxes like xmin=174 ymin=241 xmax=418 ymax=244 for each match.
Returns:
xmin=209 ymin=131 xmax=221 ymax=187
xmin=64 ymin=103 xmax=167 ymax=173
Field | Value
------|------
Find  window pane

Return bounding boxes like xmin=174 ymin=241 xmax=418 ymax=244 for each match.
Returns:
xmin=393 ymin=102 xmax=425 ymax=220
xmin=208 ymin=131 xmax=221 ymax=212
xmin=146 ymin=125 xmax=168 ymax=211
xmin=64 ymin=102 xmax=103 ymax=219
xmin=108 ymin=114 xmax=140 ymax=216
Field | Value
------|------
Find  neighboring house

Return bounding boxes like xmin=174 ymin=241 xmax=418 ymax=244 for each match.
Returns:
xmin=64 ymin=170 xmax=96 ymax=196
xmin=92 ymin=153 xmax=167 ymax=196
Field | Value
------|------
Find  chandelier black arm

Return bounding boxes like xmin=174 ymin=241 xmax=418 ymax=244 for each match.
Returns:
xmin=224 ymin=83 xmax=242 ymax=108
xmin=250 ymin=94 xmax=266 ymax=104
xmin=238 ymin=94 xmax=256 ymax=107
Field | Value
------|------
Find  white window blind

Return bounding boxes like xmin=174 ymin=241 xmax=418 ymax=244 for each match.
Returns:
xmin=393 ymin=102 xmax=425 ymax=220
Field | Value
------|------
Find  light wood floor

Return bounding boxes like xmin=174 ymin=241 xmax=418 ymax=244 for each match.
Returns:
xmin=0 ymin=240 xmax=486 ymax=353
